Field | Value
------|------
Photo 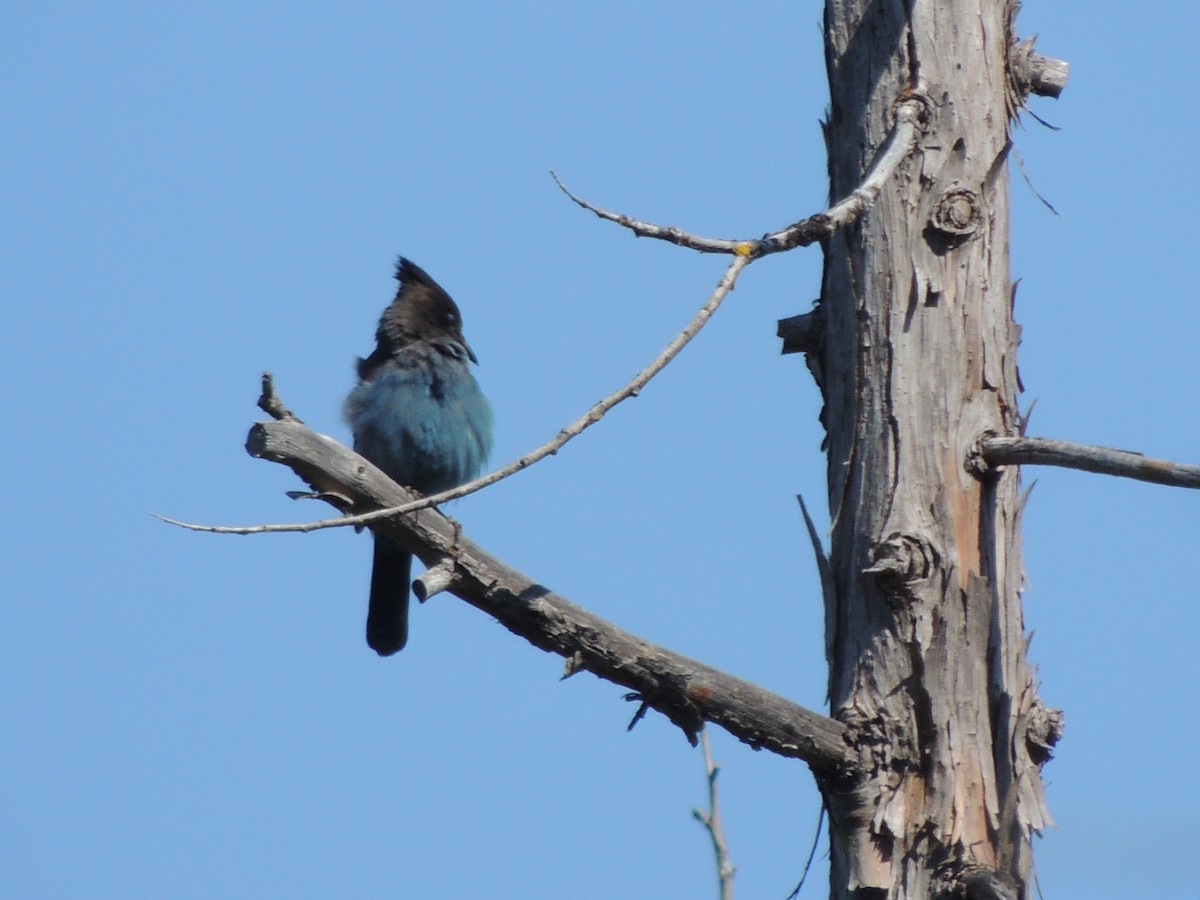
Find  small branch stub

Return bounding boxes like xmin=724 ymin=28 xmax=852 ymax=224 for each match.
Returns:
xmin=777 ymin=306 xmax=824 ymax=356
xmin=257 ymin=372 xmax=301 ymax=423
xmin=1009 ymin=38 xmax=1070 ymax=100
xmin=413 ymin=560 xmax=456 ymax=602
xmin=1025 ymin=702 xmax=1065 ymax=765
xmin=561 ymin=652 xmax=586 ymax=680
xmin=864 ymin=533 xmax=936 ymax=583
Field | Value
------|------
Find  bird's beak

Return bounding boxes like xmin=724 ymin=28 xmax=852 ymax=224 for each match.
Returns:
xmin=462 ymin=337 xmax=479 ymax=365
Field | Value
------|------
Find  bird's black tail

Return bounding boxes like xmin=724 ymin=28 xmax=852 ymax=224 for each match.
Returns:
xmin=367 ymin=536 xmax=411 ymax=655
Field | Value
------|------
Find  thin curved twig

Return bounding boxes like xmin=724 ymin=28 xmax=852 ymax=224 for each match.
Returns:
xmin=159 ymin=254 xmax=751 ymax=536
xmin=553 ymin=94 xmax=926 ymax=258
xmin=161 ymin=92 xmax=924 ymax=539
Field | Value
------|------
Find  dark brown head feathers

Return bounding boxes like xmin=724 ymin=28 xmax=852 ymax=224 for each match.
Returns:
xmin=394 ymin=257 xmax=440 ymax=292
xmin=355 ymin=257 xmax=478 ymax=379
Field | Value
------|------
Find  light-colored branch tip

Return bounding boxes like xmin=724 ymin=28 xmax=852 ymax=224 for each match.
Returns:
xmin=1010 ymin=39 xmax=1069 ymax=99
xmin=413 ymin=561 xmax=456 ymax=602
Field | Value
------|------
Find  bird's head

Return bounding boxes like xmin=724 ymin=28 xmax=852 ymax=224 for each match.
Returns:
xmin=376 ymin=258 xmax=478 ymax=364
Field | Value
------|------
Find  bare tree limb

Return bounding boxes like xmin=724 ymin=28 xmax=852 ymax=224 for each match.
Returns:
xmin=243 ymin=415 xmax=854 ymax=775
xmin=157 ymin=256 xmax=750 ymax=538
xmin=692 ymin=729 xmax=735 ymax=900
xmin=974 ymin=435 xmax=1200 ymax=489
xmin=552 ymin=94 xmax=927 ymax=258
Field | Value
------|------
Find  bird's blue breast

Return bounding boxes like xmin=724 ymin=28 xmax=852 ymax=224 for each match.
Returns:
xmin=344 ymin=343 xmax=493 ymax=493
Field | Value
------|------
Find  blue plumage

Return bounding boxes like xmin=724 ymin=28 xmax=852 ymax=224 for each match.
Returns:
xmin=344 ymin=258 xmax=493 ymax=655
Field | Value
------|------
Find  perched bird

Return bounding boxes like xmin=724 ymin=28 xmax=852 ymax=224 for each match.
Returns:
xmin=344 ymin=258 xmax=493 ymax=655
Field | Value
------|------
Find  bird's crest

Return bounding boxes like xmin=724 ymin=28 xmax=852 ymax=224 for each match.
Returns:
xmin=356 ymin=257 xmax=476 ymax=378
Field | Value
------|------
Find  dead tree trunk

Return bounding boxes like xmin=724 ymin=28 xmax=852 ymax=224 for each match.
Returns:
xmin=813 ymin=1 xmax=1057 ymax=896
xmin=216 ymin=5 xmax=1120 ymax=897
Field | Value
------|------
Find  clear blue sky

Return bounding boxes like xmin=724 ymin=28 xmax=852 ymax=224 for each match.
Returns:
xmin=4 ymin=3 xmax=1197 ymax=898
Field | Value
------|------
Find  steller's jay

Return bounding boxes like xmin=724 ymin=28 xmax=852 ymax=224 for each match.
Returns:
xmin=344 ymin=258 xmax=493 ymax=655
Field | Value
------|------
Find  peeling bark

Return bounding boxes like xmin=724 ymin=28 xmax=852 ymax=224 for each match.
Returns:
xmin=812 ymin=1 xmax=1058 ymax=895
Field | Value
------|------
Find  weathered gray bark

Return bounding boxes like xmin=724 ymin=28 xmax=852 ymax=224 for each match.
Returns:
xmin=811 ymin=0 xmax=1057 ymax=895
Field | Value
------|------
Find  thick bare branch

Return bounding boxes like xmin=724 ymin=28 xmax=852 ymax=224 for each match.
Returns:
xmin=553 ymin=94 xmax=926 ymax=258
xmin=975 ymin=435 xmax=1200 ymax=489
xmin=246 ymin=416 xmax=854 ymax=775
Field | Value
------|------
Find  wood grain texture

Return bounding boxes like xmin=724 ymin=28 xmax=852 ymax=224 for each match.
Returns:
xmin=813 ymin=0 xmax=1056 ymax=894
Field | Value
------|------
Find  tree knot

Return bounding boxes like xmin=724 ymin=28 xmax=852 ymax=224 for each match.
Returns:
xmin=929 ymin=184 xmax=981 ymax=243
xmin=865 ymin=533 xmax=937 ymax=584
